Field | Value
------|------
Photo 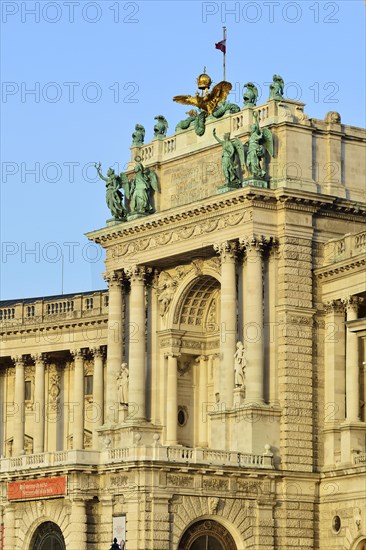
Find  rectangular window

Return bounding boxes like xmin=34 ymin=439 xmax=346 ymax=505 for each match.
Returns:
xmin=84 ymin=375 xmax=93 ymax=395
xmin=25 ymin=380 xmax=32 ymax=401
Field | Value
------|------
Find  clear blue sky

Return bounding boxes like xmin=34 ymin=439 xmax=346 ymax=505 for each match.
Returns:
xmin=1 ymin=0 xmax=365 ymax=300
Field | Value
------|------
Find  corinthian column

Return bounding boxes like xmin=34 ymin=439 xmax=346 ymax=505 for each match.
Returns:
xmin=214 ymin=241 xmax=237 ymax=408
xmin=126 ymin=266 xmax=146 ymax=421
xmin=12 ymin=356 xmax=25 ymax=456
xmin=71 ymin=349 xmax=85 ymax=450
xmin=104 ymin=271 xmax=123 ymax=424
xmin=91 ymin=347 xmax=104 ymax=448
xmin=345 ymin=297 xmax=360 ymax=421
xmin=32 ymin=353 xmax=46 ymax=453
xmin=165 ymin=352 xmax=180 ymax=445
xmin=240 ymin=236 xmax=265 ymax=404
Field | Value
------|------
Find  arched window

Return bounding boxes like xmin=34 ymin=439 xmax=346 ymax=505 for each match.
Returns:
xmin=29 ymin=521 xmax=66 ymax=550
xmin=178 ymin=520 xmax=237 ymax=550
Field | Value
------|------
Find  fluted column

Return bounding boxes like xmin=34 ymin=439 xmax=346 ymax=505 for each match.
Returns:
xmin=12 ymin=356 xmax=25 ymax=456
xmin=126 ymin=266 xmax=146 ymax=421
xmin=165 ymin=352 xmax=179 ymax=445
xmin=71 ymin=349 xmax=85 ymax=450
xmin=241 ymin=237 xmax=265 ymax=404
xmin=197 ymin=355 xmax=208 ymax=446
xmin=345 ymin=298 xmax=360 ymax=421
xmin=32 ymin=353 xmax=46 ymax=453
xmin=91 ymin=347 xmax=104 ymax=448
xmin=105 ymin=271 xmax=123 ymax=423
xmin=214 ymin=241 xmax=237 ymax=408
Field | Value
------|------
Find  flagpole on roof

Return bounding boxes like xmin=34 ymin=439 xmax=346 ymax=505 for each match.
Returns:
xmin=223 ymin=26 xmax=226 ymax=81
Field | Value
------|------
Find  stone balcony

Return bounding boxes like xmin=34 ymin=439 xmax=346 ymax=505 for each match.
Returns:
xmin=323 ymin=230 xmax=366 ymax=267
xmin=0 ymin=445 xmax=274 ymax=473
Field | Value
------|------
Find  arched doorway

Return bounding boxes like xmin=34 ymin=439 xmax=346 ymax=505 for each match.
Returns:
xmin=178 ymin=519 xmax=237 ymax=550
xmin=29 ymin=521 xmax=66 ymax=550
xmin=355 ymin=540 xmax=366 ymax=550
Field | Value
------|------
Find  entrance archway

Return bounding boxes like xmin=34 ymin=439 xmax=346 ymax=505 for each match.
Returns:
xmin=29 ymin=521 xmax=66 ymax=550
xmin=355 ymin=540 xmax=366 ymax=550
xmin=178 ymin=519 xmax=237 ymax=550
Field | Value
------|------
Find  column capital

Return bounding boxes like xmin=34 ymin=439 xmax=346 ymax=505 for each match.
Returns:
xmin=11 ymin=355 xmax=24 ymax=366
xmin=324 ymin=300 xmax=345 ymax=314
xmin=164 ymin=352 xmax=181 ymax=360
xmin=195 ymin=355 xmax=208 ymax=363
xmin=213 ymin=241 xmax=237 ymax=261
xmin=239 ymin=235 xmax=272 ymax=254
xmin=125 ymin=265 xmax=148 ymax=283
xmin=70 ymin=349 xmax=86 ymax=360
xmin=31 ymin=353 xmax=48 ymax=364
xmin=344 ymin=296 xmax=362 ymax=312
xmin=103 ymin=270 xmax=123 ymax=288
xmin=90 ymin=346 xmax=105 ymax=359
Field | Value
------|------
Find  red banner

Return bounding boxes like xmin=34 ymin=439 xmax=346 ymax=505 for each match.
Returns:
xmin=8 ymin=476 xmax=66 ymax=500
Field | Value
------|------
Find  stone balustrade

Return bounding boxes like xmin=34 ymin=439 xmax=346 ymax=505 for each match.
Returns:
xmin=323 ymin=230 xmax=366 ymax=266
xmin=0 ymin=445 xmax=274 ymax=472
xmin=129 ymin=99 xmax=308 ymax=169
xmin=0 ymin=290 xmax=109 ymax=327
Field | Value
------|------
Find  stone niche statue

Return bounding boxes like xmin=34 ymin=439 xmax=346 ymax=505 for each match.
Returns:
xmin=132 ymin=124 xmax=145 ymax=146
xmin=117 ymin=363 xmax=129 ymax=405
xmin=125 ymin=156 xmax=159 ymax=217
xmin=269 ymin=74 xmax=284 ymax=100
xmin=244 ymin=112 xmax=274 ymax=179
xmin=213 ymin=128 xmax=244 ymax=188
xmin=95 ymin=162 xmax=128 ymax=221
xmin=154 ymin=115 xmax=168 ymax=138
xmin=243 ymin=82 xmax=258 ymax=107
xmin=234 ymin=341 xmax=246 ymax=387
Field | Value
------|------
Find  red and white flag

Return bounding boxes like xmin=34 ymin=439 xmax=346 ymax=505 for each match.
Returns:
xmin=215 ymin=39 xmax=226 ymax=54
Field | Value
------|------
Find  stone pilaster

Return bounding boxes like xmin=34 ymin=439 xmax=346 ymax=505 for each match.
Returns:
xmin=214 ymin=241 xmax=237 ymax=408
xmin=196 ymin=354 xmax=208 ymax=447
xmin=71 ymin=349 xmax=85 ymax=450
xmin=276 ymin=229 xmax=315 ymax=472
xmin=3 ymin=505 xmax=15 ymax=550
xmin=91 ymin=347 xmax=104 ymax=448
xmin=12 ymin=355 xmax=25 ymax=456
xmin=66 ymin=499 xmax=87 ymax=550
xmin=126 ymin=266 xmax=146 ymax=421
xmin=104 ymin=271 xmax=124 ymax=424
xmin=165 ymin=352 xmax=180 ymax=445
xmin=240 ymin=236 xmax=265 ymax=404
xmin=345 ymin=297 xmax=360 ymax=421
xmin=323 ymin=300 xmax=346 ymax=465
xmin=32 ymin=353 xmax=47 ymax=454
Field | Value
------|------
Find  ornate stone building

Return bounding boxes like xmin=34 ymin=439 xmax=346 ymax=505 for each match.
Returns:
xmin=0 ymin=94 xmax=365 ymax=549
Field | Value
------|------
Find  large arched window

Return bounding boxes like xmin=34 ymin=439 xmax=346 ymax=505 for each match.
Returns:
xmin=178 ymin=520 xmax=237 ymax=550
xmin=29 ymin=521 xmax=66 ymax=550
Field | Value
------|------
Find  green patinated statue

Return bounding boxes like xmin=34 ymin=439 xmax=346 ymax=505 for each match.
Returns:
xmin=154 ymin=115 xmax=168 ymax=138
xmin=132 ymin=124 xmax=145 ymax=146
xmin=211 ymin=100 xmax=240 ymax=118
xmin=269 ymin=74 xmax=284 ymax=100
xmin=243 ymin=82 xmax=258 ymax=107
xmin=125 ymin=156 xmax=159 ymax=216
xmin=244 ymin=112 xmax=274 ymax=179
xmin=213 ymin=128 xmax=244 ymax=188
xmin=175 ymin=110 xmax=198 ymax=132
xmin=95 ymin=163 xmax=128 ymax=221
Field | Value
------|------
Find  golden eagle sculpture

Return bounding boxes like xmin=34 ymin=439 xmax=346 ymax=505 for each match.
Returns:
xmin=173 ymin=70 xmax=232 ymax=116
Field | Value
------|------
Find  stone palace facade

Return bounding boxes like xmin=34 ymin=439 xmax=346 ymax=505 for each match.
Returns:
xmin=0 ymin=97 xmax=365 ymax=549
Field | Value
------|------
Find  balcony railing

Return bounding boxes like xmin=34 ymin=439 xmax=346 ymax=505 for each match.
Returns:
xmin=323 ymin=230 xmax=366 ymax=266
xmin=0 ymin=445 xmax=274 ymax=472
